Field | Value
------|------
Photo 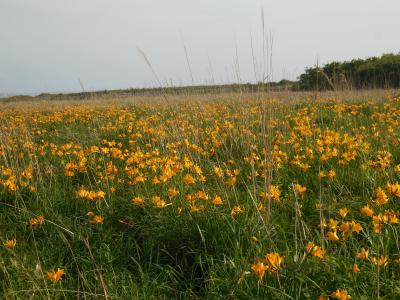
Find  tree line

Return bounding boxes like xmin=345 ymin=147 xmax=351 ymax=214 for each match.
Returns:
xmin=297 ymin=53 xmax=400 ymax=90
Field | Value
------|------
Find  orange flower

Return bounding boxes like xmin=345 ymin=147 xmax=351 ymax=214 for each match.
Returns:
xmin=4 ymin=238 xmax=16 ymax=249
xmin=338 ymin=208 xmax=348 ymax=218
xmin=328 ymin=169 xmax=336 ymax=180
xmin=89 ymin=215 xmax=104 ymax=224
xmin=352 ymin=264 xmax=360 ymax=273
xmin=131 ymin=197 xmax=144 ymax=205
xmin=351 ymin=221 xmax=363 ymax=234
xmin=386 ymin=182 xmax=400 ymax=197
xmin=304 ymin=241 xmax=325 ymax=259
xmin=356 ymin=248 xmax=369 ymax=261
xmin=339 ymin=222 xmax=351 ymax=235
xmin=312 ymin=247 xmax=326 ymax=259
xmin=152 ymin=196 xmax=168 ymax=208
xmin=384 ymin=210 xmax=399 ymax=224
xmin=183 ymin=174 xmax=196 ymax=185
xmin=371 ymin=256 xmax=389 ymax=267
xmin=213 ymin=166 xmax=223 ymax=178
xmin=261 ymin=185 xmax=281 ymax=202
xmin=326 ymin=230 xmax=340 ymax=241
xmin=168 ymin=187 xmax=179 ymax=197
xmin=328 ymin=218 xmax=339 ymax=230
xmin=374 ymin=187 xmax=388 ymax=205
xmin=331 ymin=289 xmax=351 ymax=300
xmin=263 ymin=252 xmax=283 ymax=272
xmin=212 ymin=195 xmax=223 ymax=205
xmin=190 ymin=204 xmax=205 ymax=213
xmin=360 ymin=205 xmax=374 ymax=217
xmin=304 ymin=241 xmax=315 ymax=253
xmin=293 ymin=184 xmax=307 ymax=198
xmin=47 ymin=268 xmax=65 ymax=283
xmin=30 ymin=215 xmax=45 ymax=226
xmin=251 ymin=261 xmax=268 ymax=281
xmin=231 ymin=205 xmax=244 ymax=217
xmin=372 ymin=214 xmax=387 ymax=233
xmin=225 ymin=176 xmax=237 ymax=187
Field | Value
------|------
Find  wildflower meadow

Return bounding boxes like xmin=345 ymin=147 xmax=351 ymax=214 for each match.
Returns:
xmin=2 ymin=91 xmax=400 ymax=299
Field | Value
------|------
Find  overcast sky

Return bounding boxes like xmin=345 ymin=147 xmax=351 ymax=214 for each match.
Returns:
xmin=1 ymin=0 xmax=399 ymax=95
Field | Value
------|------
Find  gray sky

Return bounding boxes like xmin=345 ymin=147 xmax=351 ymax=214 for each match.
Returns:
xmin=1 ymin=0 xmax=399 ymax=95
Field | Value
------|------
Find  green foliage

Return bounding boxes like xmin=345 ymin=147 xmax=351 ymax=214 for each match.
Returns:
xmin=298 ymin=53 xmax=400 ymax=90
xmin=2 ymin=95 xmax=400 ymax=298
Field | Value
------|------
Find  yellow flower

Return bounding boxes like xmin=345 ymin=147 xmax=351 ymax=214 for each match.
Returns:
xmin=95 ymin=191 xmax=105 ymax=199
xmin=304 ymin=241 xmax=315 ymax=253
xmin=213 ymin=166 xmax=223 ymax=178
xmin=360 ymin=205 xmax=374 ymax=217
xmin=384 ymin=210 xmax=399 ymax=224
xmin=225 ymin=176 xmax=237 ymax=187
xmin=76 ymin=188 xmax=105 ymax=200
xmin=151 ymin=176 xmax=161 ymax=185
xmin=30 ymin=215 xmax=45 ymax=226
xmin=152 ymin=196 xmax=168 ymax=208
xmin=352 ymin=264 xmax=360 ymax=273
xmin=250 ymin=236 xmax=258 ymax=242
xmin=77 ymin=187 xmax=90 ymax=199
xmin=47 ymin=268 xmax=65 ymax=283
xmin=356 ymin=248 xmax=369 ymax=261
xmin=131 ymin=197 xmax=144 ymax=205
xmin=183 ymin=174 xmax=196 ymax=185
xmin=371 ymin=256 xmax=389 ymax=267
xmin=386 ymin=182 xmax=400 ymax=197
xmin=328 ymin=169 xmax=336 ymax=180
xmin=293 ymin=184 xmax=306 ymax=198
xmin=311 ymin=247 xmax=326 ymax=259
xmin=351 ymin=221 xmax=363 ymax=234
xmin=64 ymin=162 xmax=77 ymax=177
xmin=4 ymin=238 xmax=16 ymax=249
xmin=339 ymin=222 xmax=351 ymax=235
xmin=374 ymin=187 xmax=388 ymax=205
xmin=328 ymin=218 xmax=339 ymax=230
xmin=261 ymin=185 xmax=281 ymax=202
xmin=338 ymin=207 xmax=348 ymax=218
xmin=168 ymin=187 xmax=179 ymax=197
xmin=190 ymin=204 xmax=205 ymax=213
xmin=194 ymin=190 xmax=209 ymax=200
xmin=212 ymin=195 xmax=223 ymax=205
xmin=304 ymin=241 xmax=325 ymax=259
xmin=231 ymin=205 xmax=244 ymax=217
xmin=263 ymin=252 xmax=283 ymax=272
xmin=89 ymin=215 xmax=104 ymax=224
xmin=251 ymin=261 xmax=268 ymax=281
xmin=331 ymin=289 xmax=351 ymax=300
xmin=372 ymin=214 xmax=387 ymax=233
xmin=327 ymin=230 xmax=340 ymax=241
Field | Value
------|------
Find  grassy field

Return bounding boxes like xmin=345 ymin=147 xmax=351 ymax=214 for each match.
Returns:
xmin=1 ymin=90 xmax=400 ymax=299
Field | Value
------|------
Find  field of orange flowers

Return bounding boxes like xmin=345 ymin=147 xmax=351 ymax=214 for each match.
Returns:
xmin=1 ymin=93 xmax=400 ymax=299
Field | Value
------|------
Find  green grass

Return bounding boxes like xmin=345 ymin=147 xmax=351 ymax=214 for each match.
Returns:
xmin=1 ymin=93 xmax=400 ymax=299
